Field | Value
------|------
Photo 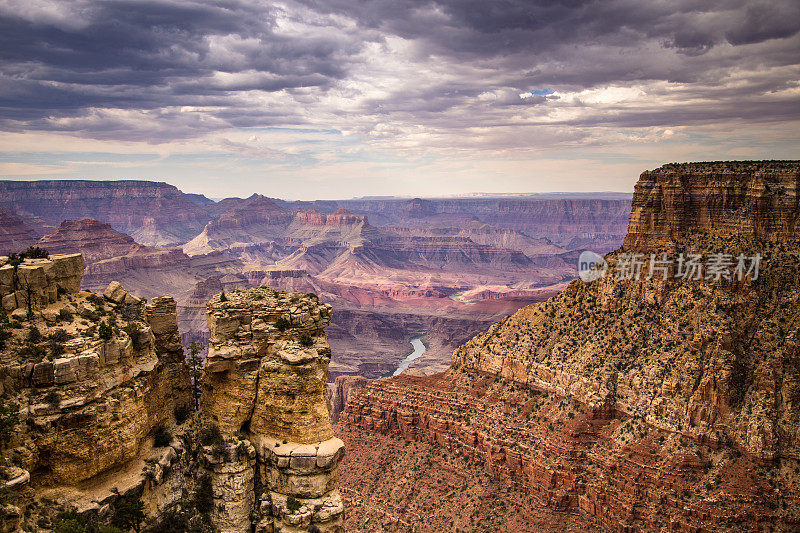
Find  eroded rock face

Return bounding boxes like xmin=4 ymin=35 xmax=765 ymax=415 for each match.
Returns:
xmin=340 ymin=161 xmax=800 ymax=531
xmin=0 ymin=254 xmax=84 ymax=313
xmin=624 ymin=161 xmax=800 ymax=250
xmin=201 ymin=288 xmax=344 ymax=532
xmin=0 ymin=272 xmax=191 ymax=492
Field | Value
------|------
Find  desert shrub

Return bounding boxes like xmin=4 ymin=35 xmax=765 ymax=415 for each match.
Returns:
xmin=49 ymin=328 xmax=71 ymax=343
xmin=153 ymin=425 xmax=172 ymax=447
xmin=44 ymin=391 xmax=61 ymax=407
xmin=27 ymin=326 xmax=42 ymax=343
xmin=98 ymin=320 xmax=113 ymax=340
xmin=53 ymin=519 xmax=86 ymax=533
xmin=286 ymin=495 xmax=302 ymax=512
xmin=212 ymin=441 xmax=228 ymax=461
xmin=98 ymin=526 xmax=124 ymax=533
xmin=275 ymin=317 xmax=290 ymax=332
xmin=122 ymin=323 xmax=144 ymax=350
xmin=147 ymin=509 xmax=188 ymax=533
xmin=21 ymin=246 xmax=48 ymax=259
xmin=196 ymin=474 xmax=214 ymax=514
xmin=199 ymin=424 xmax=224 ymax=447
xmin=219 ymin=291 xmax=228 ymax=302
xmin=235 ymin=441 xmax=249 ymax=459
xmin=109 ymin=489 xmax=145 ymax=533
xmin=86 ymin=294 xmax=105 ymax=307
xmin=58 ymin=308 xmax=73 ymax=322
xmin=299 ymin=334 xmax=314 ymax=347
xmin=0 ymin=326 xmax=10 ymax=350
xmin=19 ymin=343 xmax=45 ymax=359
xmin=0 ymin=399 xmax=19 ymax=446
xmin=174 ymin=403 xmax=192 ymax=424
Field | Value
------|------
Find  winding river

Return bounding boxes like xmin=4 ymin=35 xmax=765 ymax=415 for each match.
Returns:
xmin=392 ymin=335 xmax=427 ymax=376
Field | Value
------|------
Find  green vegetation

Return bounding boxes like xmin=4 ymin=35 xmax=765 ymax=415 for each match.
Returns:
xmin=174 ymin=403 xmax=192 ymax=424
xmin=196 ymin=473 xmax=214 ymax=514
xmin=187 ymin=341 xmax=204 ymax=410
xmin=98 ymin=320 xmax=113 ymax=340
xmin=123 ymin=322 xmax=144 ymax=350
xmin=44 ymin=391 xmax=61 ymax=407
xmin=286 ymin=495 xmax=302 ymax=512
xmin=219 ymin=291 xmax=227 ymax=302
xmin=0 ymin=398 xmax=20 ymax=447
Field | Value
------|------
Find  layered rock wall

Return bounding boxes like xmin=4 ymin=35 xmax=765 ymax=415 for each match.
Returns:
xmin=201 ymin=288 xmax=344 ymax=532
xmin=0 ymin=253 xmax=84 ymax=314
xmin=0 ymin=264 xmax=190 ymax=494
xmin=624 ymin=161 xmax=800 ymax=250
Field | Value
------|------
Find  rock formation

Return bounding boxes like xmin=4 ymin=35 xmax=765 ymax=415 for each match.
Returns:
xmin=624 ymin=161 xmax=800 ymax=249
xmin=0 ymin=257 xmax=191 ymax=529
xmin=201 ymin=288 xmax=344 ymax=532
xmin=339 ymin=161 xmax=800 ymax=531
xmin=0 ymin=207 xmax=40 ymax=254
xmin=0 ymin=180 xmax=211 ymax=246
xmin=0 ymin=253 xmax=84 ymax=314
xmin=38 ymin=219 xmax=147 ymax=263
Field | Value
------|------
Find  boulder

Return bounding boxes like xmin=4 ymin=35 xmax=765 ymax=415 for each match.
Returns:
xmin=103 ymin=281 xmax=128 ymax=303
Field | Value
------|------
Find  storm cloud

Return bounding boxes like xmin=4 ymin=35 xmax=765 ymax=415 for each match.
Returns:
xmin=0 ymin=0 xmax=798 ymax=196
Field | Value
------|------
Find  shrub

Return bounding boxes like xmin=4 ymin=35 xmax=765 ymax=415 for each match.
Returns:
xmin=174 ymin=403 xmax=192 ymax=424
xmin=286 ymin=495 xmax=302 ymax=512
xmin=22 ymin=246 xmax=49 ymax=259
xmin=196 ymin=474 xmax=214 ymax=513
xmin=98 ymin=526 xmax=124 ymax=533
xmin=53 ymin=519 xmax=86 ymax=533
xmin=199 ymin=424 xmax=224 ymax=447
xmin=98 ymin=320 xmax=113 ymax=340
xmin=27 ymin=326 xmax=42 ymax=343
xmin=58 ymin=308 xmax=73 ymax=322
xmin=275 ymin=317 xmax=290 ymax=332
xmin=0 ymin=326 xmax=10 ymax=350
xmin=153 ymin=425 xmax=172 ymax=447
xmin=219 ymin=291 xmax=228 ymax=302
xmin=299 ymin=334 xmax=314 ymax=347
xmin=123 ymin=323 xmax=144 ymax=350
xmin=109 ymin=489 xmax=145 ymax=532
xmin=49 ymin=328 xmax=71 ymax=343
xmin=44 ymin=391 xmax=61 ymax=407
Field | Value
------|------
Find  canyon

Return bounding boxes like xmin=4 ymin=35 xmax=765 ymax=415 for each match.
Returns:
xmin=0 ymin=160 xmax=798 ymax=531
xmin=0 ymin=182 xmax=631 ymax=381
xmin=336 ymin=161 xmax=800 ymax=531
xmin=0 ymin=255 xmax=344 ymax=532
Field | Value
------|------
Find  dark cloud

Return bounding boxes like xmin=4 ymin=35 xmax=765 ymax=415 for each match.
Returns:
xmin=0 ymin=0 xmax=798 ymax=147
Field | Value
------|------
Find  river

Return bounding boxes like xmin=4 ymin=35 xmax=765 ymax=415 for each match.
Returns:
xmin=392 ymin=335 xmax=427 ymax=376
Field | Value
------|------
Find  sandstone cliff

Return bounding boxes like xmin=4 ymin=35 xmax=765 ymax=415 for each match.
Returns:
xmin=339 ymin=160 xmax=800 ymax=531
xmin=201 ymin=288 xmax=344 ymax=532
xmin=0 ymin=180 xmax=211 ymax=246
xmin=0 ymin=258 xmax=191 ymax=529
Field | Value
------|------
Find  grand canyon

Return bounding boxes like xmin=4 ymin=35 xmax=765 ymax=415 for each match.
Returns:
xmin=0 ymin=180 xmax=632 ymax=380
xmin=0 ymin=161 xmax=798 ymax=532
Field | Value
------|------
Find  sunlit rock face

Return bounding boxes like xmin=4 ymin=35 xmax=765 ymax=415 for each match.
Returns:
xmin=339 ymin=161 xmax=800 ymax=531
xmin=624 ymin=161 xmax=800 ymax=250
xmin=202 ymin=287 xmax=344 ymax=533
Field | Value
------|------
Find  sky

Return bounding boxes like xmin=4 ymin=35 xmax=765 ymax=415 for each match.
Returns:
xmin=0 ymin=0 xmax=798 ymax=200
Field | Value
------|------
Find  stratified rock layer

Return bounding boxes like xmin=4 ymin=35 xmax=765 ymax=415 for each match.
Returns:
xmin=624 ymin=160 xmax=800 ymax=250
xmin=0 ymin=266 xmax=190 ymax=493
xmin=340 ymin=161 xmax=800 ymax=531
xmin=202 ymin=288 xmax=344 ymax=533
